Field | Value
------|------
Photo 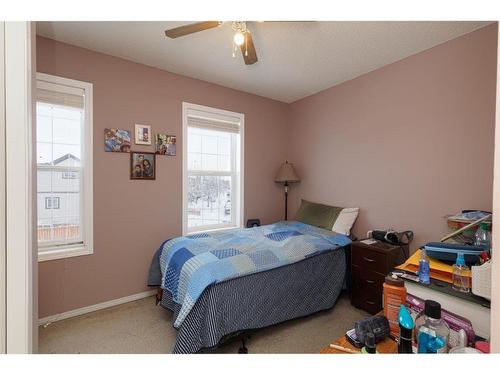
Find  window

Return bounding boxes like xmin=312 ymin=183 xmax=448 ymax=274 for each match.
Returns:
xmin=45 ymin=197 xmax=60 ymax=210
xmin=36 ymin=73 xmax=93 ymax=261
xmin=183 ymin=102 xmax=244 ymax=234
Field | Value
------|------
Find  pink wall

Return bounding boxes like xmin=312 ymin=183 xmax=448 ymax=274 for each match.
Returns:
xmin=287 ymin=24 xmax=498 ymax=247
xmin=36 ymin=36 xmax=289 ymax=318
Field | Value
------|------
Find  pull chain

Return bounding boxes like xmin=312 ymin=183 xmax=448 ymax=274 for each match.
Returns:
xmin=232 ymin=39 xmax=235 ymax=58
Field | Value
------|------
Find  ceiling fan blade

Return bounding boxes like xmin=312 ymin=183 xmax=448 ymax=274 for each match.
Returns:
xmin=240 ymin=31 xmax=258 ymax=65
xmin=165 ymin=21 xmax=220 ymax=38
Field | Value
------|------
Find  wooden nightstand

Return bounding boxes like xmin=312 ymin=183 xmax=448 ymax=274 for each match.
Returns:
xmin=350 ymin=240 xmax=408 ymax=314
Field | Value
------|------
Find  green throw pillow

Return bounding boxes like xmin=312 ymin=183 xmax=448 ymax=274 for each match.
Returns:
xmin=294 ymin=199 xmax=342 ymax=230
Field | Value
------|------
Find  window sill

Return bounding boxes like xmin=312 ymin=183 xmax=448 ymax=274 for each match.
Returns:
xmin=186 ymin=225 xmax=241 ymax=236
xmin=38 ymin=245 xmax=93 ymax=262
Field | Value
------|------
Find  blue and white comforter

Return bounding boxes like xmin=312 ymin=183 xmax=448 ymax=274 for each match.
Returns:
xmin=159 ymin=221 xmax=351 ymax=328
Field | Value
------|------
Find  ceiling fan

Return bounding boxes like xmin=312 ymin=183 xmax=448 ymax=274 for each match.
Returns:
xmin=164 ymin=21 xmax=258 ymax=65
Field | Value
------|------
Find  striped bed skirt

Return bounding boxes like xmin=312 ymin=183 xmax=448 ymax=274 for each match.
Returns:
xmin=160 ymin=247 xmax=347 ymax=354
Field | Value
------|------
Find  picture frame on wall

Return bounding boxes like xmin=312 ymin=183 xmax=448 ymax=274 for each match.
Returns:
xmin=155 ymin=134 xmax=176 ymax=156
xmin=134 ymin=124 xmax=152 ymax=145
xmin=104 ymin=128 xmax=131 ymax=152
xmin=130 ymin=152 xmax=156 ymax=180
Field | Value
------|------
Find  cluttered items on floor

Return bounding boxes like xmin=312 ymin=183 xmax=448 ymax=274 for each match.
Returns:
xmin=322 ymin=293 xmax=489 ymax=355
xmin=322 ymin=209 xmax=492 ymax=355
xmin=397 ymin=271 xmax=490 ymax=339
xmin=404 ymin=296 xmax=487 ymax=354
xmin=471 ymin=261 xmax=491 ymax=300
xmin=354 ymin=315 xmax=390 ymax=346
xmin=407 ymin=294 xmax=475 ymax=349
xmin=383 ymin=274 xmax=407 ymax=337
xmin=338 ymin=315 xmax=391 ymax=354
xmin=329 ymin=292 xmax=488 ymax=354
xmin=382 ymin=274 xmax=445 ymax=353
xmin=396 ymin=210 xmax=492 ymax=299
xmin=398 ymin=305 xmax=413 ymax=353
xmin=380 ymin=270 xmax=488 ymax=353
xmin=444 ymin=210 xmax=492 ymax=245
xmin=391 ymin=210 xmax=492 ymax=345
xmin=324 ymin=270 xmax=488 ymax=354
xmin=414 ymin=300 xmax=449 ymax=353
xmin=424 ymin=242 xmax=484 ymax=265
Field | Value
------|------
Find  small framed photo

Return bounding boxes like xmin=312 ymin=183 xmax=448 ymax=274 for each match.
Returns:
xmin=134 ymin=124 xmax=152 ymax=145
xmin=130 ymin=152 xmax=156 ymax=180
xmin=155 ymin=134 xmax=176 ymax=156
xmin=104 ymin=128 xmax=131 ymax=152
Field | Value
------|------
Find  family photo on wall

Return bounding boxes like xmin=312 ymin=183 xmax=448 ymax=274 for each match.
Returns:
xmin=104 ymin=128 xmax=131 ymax=152
xmin=155 ymin=134 xmax=176 ymax=156
xmin=135 ymin=124 xmax=152 ymax=145
xmin=130 ymin=152 xmax=156 ymax=180
xmin=104 ymin=125 xmax=176 ymax=181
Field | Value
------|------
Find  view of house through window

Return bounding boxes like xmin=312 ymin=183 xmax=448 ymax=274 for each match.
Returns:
xmin=184 ymin=104 xmax=243 ymax=233
xmin=36 ymin=73 xmax=93 ymax=260
xmin=37 ymin=102 xmax=83 ymax=245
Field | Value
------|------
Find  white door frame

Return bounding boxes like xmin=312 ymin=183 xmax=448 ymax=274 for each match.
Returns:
xmin=491 ymin=27 xmax=500 ymax=354
xmin=4 ymin=21 xmax=36 ymax=354
xmin=0 ymin=21 xmax=6 ymax=354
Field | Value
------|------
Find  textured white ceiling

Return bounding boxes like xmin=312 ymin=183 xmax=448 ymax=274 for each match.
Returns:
xmin=36 ymin=21 xmax=492 ymax=103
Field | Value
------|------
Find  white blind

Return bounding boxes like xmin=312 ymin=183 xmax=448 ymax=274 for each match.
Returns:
xmin=187 ymin=115 xmax=240 ymax=134
xmin=37 ymin=88 xmax=84 ymax=109
xmin=36 ymin=80 xmax=85 ymax=109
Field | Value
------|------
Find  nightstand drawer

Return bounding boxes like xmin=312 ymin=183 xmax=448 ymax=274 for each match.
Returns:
xmin=351 ymin=278 xmax=383 ymax=295
xmin=352 ymin=294 xmax=382 ymax=315
xmin=351 ymin=246 xmax=387 ymax=274
xmin=352 ymin=265 xmax=385 ymax=286
xmin=351 ymin=270 xmax=384 ymax=314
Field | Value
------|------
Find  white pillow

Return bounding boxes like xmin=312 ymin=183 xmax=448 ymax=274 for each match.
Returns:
xmin=332 ymin=207 xmax=359 ymax=236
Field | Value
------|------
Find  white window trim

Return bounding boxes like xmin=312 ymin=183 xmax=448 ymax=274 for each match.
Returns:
xmin=182 ymin=102 xmax=244 ymax=235
xmin=36 ymin=72 xmax=93 ymax=262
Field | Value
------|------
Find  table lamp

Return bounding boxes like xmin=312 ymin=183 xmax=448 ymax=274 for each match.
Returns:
xmin=275 ymin=161 xmax=300 ymax=220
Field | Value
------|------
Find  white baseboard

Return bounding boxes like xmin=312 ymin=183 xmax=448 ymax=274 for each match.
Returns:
xmin=38 ymin=289 xmax=157 ymax=326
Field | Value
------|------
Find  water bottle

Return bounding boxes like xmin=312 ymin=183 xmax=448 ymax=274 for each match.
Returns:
xmin=474 ymin=222 xmax=491 ymax=252
xmin=418 ymin=249 xmax=430 ymax=284
xmin=452 ymin=252 xmax=470 ymax=293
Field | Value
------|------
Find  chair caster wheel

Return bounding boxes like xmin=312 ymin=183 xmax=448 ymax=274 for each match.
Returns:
xmin=238 ymin=339 xmax=248 ymax=354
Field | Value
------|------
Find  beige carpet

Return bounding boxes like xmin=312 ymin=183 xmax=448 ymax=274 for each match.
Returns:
xmin=38 ymin=293 xmax=368 ymax=354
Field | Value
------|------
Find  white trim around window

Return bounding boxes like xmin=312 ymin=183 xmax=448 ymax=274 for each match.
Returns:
xmin=36 ymin=73 xmax=93 ymax=262
xmin=182 ymin=102 xmax=244 ymax=235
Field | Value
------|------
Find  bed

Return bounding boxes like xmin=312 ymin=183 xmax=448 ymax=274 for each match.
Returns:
xmin=148 ymin=220 xmax=352 ymax=354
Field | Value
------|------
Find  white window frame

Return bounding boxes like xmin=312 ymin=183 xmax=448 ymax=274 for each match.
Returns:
xmin=182 ymin=102 xmax=244 ymax=235
xmin=36 ymin=72 xmax=93 ymax=262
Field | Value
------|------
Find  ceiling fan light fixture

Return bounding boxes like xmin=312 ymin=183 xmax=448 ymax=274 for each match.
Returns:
xmin=164 ymin=21 xmax=257 ymax=65
xmin=233 ymin=31 xmax=245 ymax=46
